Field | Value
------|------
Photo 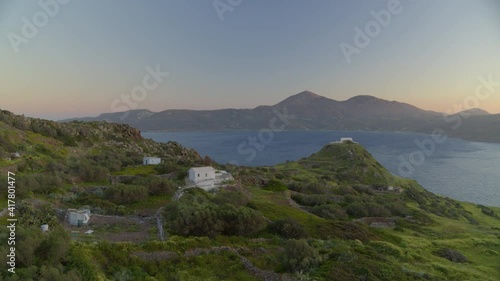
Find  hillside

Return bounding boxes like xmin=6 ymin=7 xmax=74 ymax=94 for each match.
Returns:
xmin=0 ymin=110 xmax=499 ymax=280
xmin=64 ymin=91 xmax=500 ymax=143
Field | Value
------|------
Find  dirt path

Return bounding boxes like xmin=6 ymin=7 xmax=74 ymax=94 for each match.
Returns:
xmin=155 ymin=207 xmax=166 ymax=241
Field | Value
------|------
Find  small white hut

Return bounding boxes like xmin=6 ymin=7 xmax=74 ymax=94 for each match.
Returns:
xmin=67 ymin=209 xmax=91 ymax=226
xmin=143 ymin=157 xmax=161 ymax=165
xmin=332 ymin=137 xmax=358 ymax=144
xmin=188 ymin=167 xmax=216 ymax=184
xmin=41 ymin=224 xmax=49 ymax=232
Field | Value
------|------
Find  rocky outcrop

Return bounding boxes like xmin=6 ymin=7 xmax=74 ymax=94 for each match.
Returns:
xmin=0 ymin=109 xmax=203 ymax=165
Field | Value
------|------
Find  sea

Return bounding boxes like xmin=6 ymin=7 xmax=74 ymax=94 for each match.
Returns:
xmin=143 ymin=130 xmax=500 ymax=207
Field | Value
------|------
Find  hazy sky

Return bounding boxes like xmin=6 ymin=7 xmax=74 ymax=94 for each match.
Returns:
xmin=2 ymin=0 xmax=500 ymax=120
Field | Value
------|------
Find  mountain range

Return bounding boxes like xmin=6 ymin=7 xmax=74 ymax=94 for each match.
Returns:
xmin=64 ymin=91 xmax=500 ymax=143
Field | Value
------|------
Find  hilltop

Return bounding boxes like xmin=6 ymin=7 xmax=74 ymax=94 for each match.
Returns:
xmin=64 ymin=91 xmax=500 ymax=143
xmin=0 ymin=110 xmax=499 ymax=280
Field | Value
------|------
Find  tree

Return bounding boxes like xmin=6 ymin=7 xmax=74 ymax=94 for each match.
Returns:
xmin=36 ymin=226 xmax=71 ymax=267
xmin=203 ymin=155 xmax=213 ymax=166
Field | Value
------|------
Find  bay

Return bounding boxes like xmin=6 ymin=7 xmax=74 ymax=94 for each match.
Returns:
xmin=143 ymin=131 xmax=500 ymax=207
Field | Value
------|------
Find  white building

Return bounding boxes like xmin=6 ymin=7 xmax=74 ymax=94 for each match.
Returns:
xmin=67 ymin=209 xmax=91 ymax=226
xmin=41 ymin=224 xmax=49 ymax=232
xmin=188 ymin=166 xmax=216 ymax=184
xmin=332 ymin=137 xmax=357 ymax=144
xmin=143 ymin=157 xmax=161 ymax=165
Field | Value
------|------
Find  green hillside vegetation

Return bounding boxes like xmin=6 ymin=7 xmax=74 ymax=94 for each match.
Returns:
xmin=0 ymin=109 xmax=499 ymax=280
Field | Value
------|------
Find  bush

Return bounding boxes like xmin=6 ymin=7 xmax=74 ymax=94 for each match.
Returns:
xmin=288 ymin=182 xmax=330 ymax=194
xmin=268 ymin=218 xmax=308 ymax=239
xmin=346 ymin=202 xmax=368 ymax=218
xmin=478 ymin=205 xmax=499 ymax=219
xmin=291 ymin=193 xmax=339 ymax=207
xmin=352 ymin=184 xmax=375 ymax=195
xmin=163 ymin=192 xmax=266 ymax=237
xmin=368 ymin=241 xmax=402 ymax=258
xmin=127 ymin=177 xmax=176 ymax=196
xmin=281 ymin=240 xmax=322 ymax=273
xmin=104 ymin=184 xmax=148 ymax=204
xmin=433 ymin=248 xmax=469 ymax=263
xmin=78 ymin=161 xmax=109 ymax=182
xmin=211 ymin=189 xmax=250 ymax=207
xmin=263 ymin=179 xmax=287 ymax=192
xmin=309 ymin=204 xmax=348 ymax=220
xmin=346 ymin=201 xmax=391 ymax=218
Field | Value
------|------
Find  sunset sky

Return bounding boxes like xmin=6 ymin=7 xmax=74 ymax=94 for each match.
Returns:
xmin=1 ymin=0 xmax=500 ymax=120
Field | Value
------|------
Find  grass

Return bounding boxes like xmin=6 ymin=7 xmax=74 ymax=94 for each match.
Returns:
xmin=369 ymin=202 xmax=500 ymax=281
xmin=126 ymin=194 xmax=172 ymax=212
xmin=248 ymin=186 xmax=331 ymax=236
xmin=113 ymin=165 xmax=157 ymax=176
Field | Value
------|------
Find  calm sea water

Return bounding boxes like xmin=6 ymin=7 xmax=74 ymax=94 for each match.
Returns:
xmin=143 ymin=131 xmax=500 ymax=207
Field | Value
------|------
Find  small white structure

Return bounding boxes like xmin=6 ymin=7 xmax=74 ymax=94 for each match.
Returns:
xmin=176 ymin=167 xmax=234 ymax=197
xmin=332 ymin=137 xmax=358 ymax=144
xmin=41 ymin=224 xmax=49 ymax=232
xmin=143 ymin=157 xmax=161 ymax=165
xmin=67 ymin=209 xmax=91 ymax=226
xmin=189 ymin=167 xmax=216 ymax=184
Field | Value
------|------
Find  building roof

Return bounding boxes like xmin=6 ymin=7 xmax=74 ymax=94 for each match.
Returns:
xmin=189 ymin=166 xmax=215 ymax=173
xmin=68 ymin=209 xmax=91 ymax=214
xmin=143 ymin=157 xmax=161 ymax=160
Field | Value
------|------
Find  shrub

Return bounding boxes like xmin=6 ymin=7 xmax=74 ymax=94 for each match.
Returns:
xmin=478 ymin=205 xmax=499 ymax=219
xmin=366 ymin=203 xmax=391 ymax=217
xmin=288 ymin=181 xmax=330 ymax=194
xmin=127 ymin=177 xmax=176 ymax=196
xmin=211 ymin=189 xmax=250 ymax=207
xmin=163 ymin=192 xmax=266 ymax=237
xmin=310 ymin=204 xmax=348 ymax=220
xmin=346 ymin=202 xmax=368 ymax=218
xmin=352 ymin=184 xmax=375 ymax=195
xmin=104 ymin=184 xmax=148 ymax=204
xmin=433 ymin=248 xmax=469 ymax=263
xmin=263 ymin=179 xmax=287 ymax=191
xmin=268 ymin=218 xmax=308 ymax=239
xmin=281 ymin=240 xmax=322 ymax=273
xmin=368 ymin=241 xmax=402 ymax=258
xmin=291 ymin=193 xmax=333 ymax=206
xmin=346 ymin=201 xmax=390 ymax=218
xmin=78 ymin=161 xmax=109 ymax=182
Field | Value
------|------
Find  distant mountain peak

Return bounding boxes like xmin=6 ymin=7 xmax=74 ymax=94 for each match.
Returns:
xmin=346 ymin=95 xmax=383 ymax=103
xmin=277 ymin=91 xmax=330 ymax=106
xmin=284 ymin=91 xmax=326 ymax=101
xmin=456 ymin=108 xmax=490 ymax=116
xmin=296 ymin=90 xmax=321 ymax=97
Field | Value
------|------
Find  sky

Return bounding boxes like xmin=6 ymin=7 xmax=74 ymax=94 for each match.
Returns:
xmin=1 ymin=0 xmax=500 ymax=120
